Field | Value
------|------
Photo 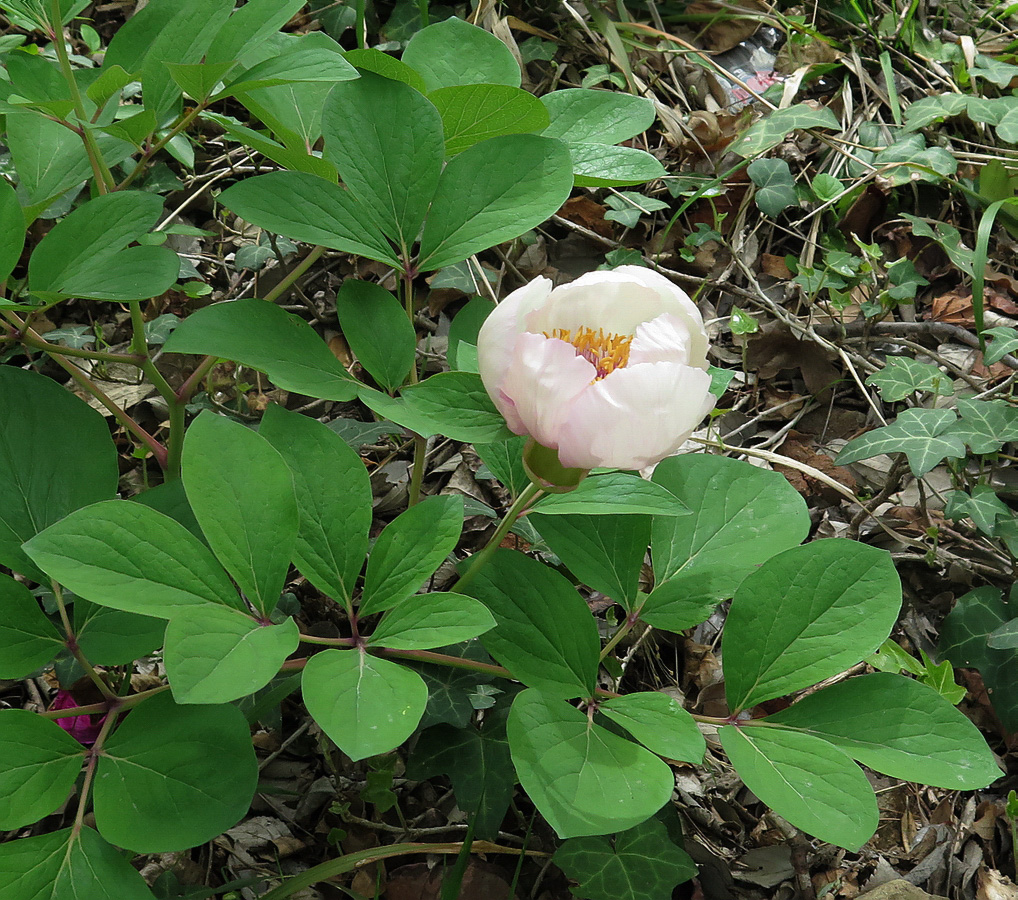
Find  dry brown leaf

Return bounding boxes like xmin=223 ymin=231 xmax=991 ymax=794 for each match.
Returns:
xmin=775 ymin=433 xmax=857 ymax=503
xmin=929 ymin=290 xmax=975 ymax=326
xmin=558 ymin=195 xmax=613 ymax=238
xmin=688 ymin=0 xmax=769 ymax=52
xmin=744 ymin=320 xmax=842 ymax=398
xmin=977 ymin=868 xmax=1018 ymax=900
xmin=760 ymin=253 xmax=792 ymax=278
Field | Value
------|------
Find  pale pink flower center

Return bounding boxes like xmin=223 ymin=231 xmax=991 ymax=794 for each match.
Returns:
xmin=545 ymin=326 xmax=633 ymax=380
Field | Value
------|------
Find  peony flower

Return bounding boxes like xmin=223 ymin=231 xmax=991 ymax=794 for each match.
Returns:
xmin=477 ymin=266 xmax=715 ymax=472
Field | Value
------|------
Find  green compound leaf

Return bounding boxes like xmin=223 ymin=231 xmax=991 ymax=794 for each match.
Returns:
xmin=360 ymin=495 xmax=464 ymax=615
xmin=866 ymin=356 xmax=951 ymax=401
xmin=766 ymin=673 xmax=999 ymax=789
xmin=945 ymin=484 xmax=1014 ymax=536
xmin=28 ymin=190 xmax=179 ymax=302
xmin=0 ymin=177 xmax=25 ymax=284
xmin=103 ymin=0 xmax=233 ymax=118
xmin=600 ymin=692 xmax=704 ymax=764
xmin=183 ymin=412 xmax=298 ymax=616
xmin=649 ymin=453 xmax=809 ymax=598
xmin=408 ymin=721 xmax=515 ymax=840
xmin=218 ymin=45 xmax=358 ymax=97
xmin=0 ymin=826 xmax=156 ymax=900
xmin=0 ymin=366 xmax=119 ymax=582
xmin=982 ymin=326 xmax=1018 ymax=364
xmin=532 ymin=473 xmax=689 ymax=516
xmin=302 ymin=649 xmax=428 ymax=761
xmin=163 ymin=297 xmax=360 ymax=401
xmin=24 ymin=500 xmax=244 ymax=618
xmin=217 ymin=171 xmax=399 ymax=268
xmin=402 ymin=18 xmax=521 ymax=92
xmin=259 ymin=404 xmax=372 ymax=604
xmin=0 ymin=575 xmax=63 ymax=679
xmin=166 ymin=60 xmax=237 ymax=102
xmin=368 ymin=593 xmax=495 ymax=650
xmin=536 ymin=513 xmax=650 ymax=608
xmin=947 ymin=398 xmax=1018 ymax=455
xmin=836 ymin=406 xmax=966 ymax=476
xmin=164 ymin=606 xmax=300 ymax=704
xmin=205 ymin=0 xmax=307 ymax=66
xmin=940 ymin=586 xmax=1018 ymax=732
xmin=418 ymin=134 xmax=573 ymax=271
xmin=463 ymin=550 xmax=600 ymax=700
xmin=730 ymin=103 xmax=841 ymax=158
xmin=0 ymin=710 xmax=84 ymax=829
xmin=359 ymin=372 xmax=513 ymax=444
xmin=508 ymin=690 xmax=674 ymax=838
xmin=343 ymin=48 xmax=427 ymax=92
xmin=335 ymin=279 xmax=417 ymax=392
xmin=541 ymin=89 xmax=655 ymax=144
xmin=569 ymin=143 xmax=667 ymax=187
xmin=723 ymin=540 xmax=901 ymax=711
xmin=719 ymin=725 xmax=877 ymax=850
xmin=431 ymin=84 xmax=549 ymax=156
xmin=475 ymin=434 xmax=529 ymax=500
xmin=747 ymin=158 xmax=798 ymax=217
xmin=74 ymin=601 xmax=166 ymax=667
xmin=95 ymin=692 xmax=258 ymax=852
xmin=553 ymin=818 xmax=697 ymax=900
xmin=322 ymin=72 xmax=444 ymax=251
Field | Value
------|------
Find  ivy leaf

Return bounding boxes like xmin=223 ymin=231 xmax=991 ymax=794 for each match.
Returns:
xmin=939 ymin=586 xmax=1018 ymax=731
xmin=917 ymin=651 xmax=968 ymax=705
xmin=982 ymin=326 xmax=1018 ymax=364
xmin=553 ymin=818 xmax=697 ymax=900
xmin=947 ymin=398 xmax=1018 ymax=455
xmin=747 ymin=158 xmax=797 ymax=217
xmin=944 ymin=484 xmax=1011 ymax=535
xmin=902 ymin=216 xmax=974 ymax=276
xmin=836 ymin=407 xmax=965 ymax=476
xmin=865 ymin=356 xmax=950 ymax=401
xmin=730 ymin=103 xmax=841 ymax=157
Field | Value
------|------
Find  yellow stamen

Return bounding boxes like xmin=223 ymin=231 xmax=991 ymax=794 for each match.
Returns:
xmin=545 ymin=327 xmax=632 ymax=380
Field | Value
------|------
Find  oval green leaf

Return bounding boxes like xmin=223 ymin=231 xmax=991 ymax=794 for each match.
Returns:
xmin=402 ymin=18 xmax=521 ymax=91
xmin=723 ymin=540 xmax=902 ymax=712
xmin=95 ymin=692 xmax=258 ymax=852
xmin=183 ymin=412 xmax=298 ymax=616
xmin=508 ymin=690 xmax=674 ymax=838
xmin=302 ymin=649 xmax=428 ymax=761
xmin=719 ymin=724 xmax=877 ymax=850
xmin=368 ymin=592 xmax=495 ymax=650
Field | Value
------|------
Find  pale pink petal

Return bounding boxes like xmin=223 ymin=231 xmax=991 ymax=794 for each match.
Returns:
xmin=555 ymin=363 xmax=715 ymax=469
xmin=477 ymin=276 xmax=553 ymax=397
xmin=496 ymin=332 xmax=595 ymax=448
xmin=526 ymin=278 xmax=665 ymax=336
xmin=628 ymin=313 xmax=701 ymax=369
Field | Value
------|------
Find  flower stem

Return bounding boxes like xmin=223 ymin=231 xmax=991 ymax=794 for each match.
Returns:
xmin=51 ymin=582 xmax=117 ymax=702
xmin=599 ymin=608 xmax=644 ymax=662
xmin=452 ymin=482 xmax=543 ymax=595
xmin=262 ymin=245 xmax=325 ymax=304
xmin=48 ymin=0 xmax=115 ymax=194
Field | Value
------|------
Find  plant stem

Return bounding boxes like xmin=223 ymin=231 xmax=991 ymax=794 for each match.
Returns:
xmin=70 ymin=710 xmax=118 ymax=840
xmin=453 ymin=482 xmax=543 ymax=594
xmin=51 ymin=582 xmax=118 ymax=702
xmin=407 ymin=434 xmax=427 ymax=506
xmin=177 ymin=354 xmax=219 ymax=403
xmin=116 ymin=102 xmax=208 ymax=191
xmin=128 ymin=301 xmax=187 ymax=478
xmin=599 ymin=609 xmax=643 ymax=662
xmin=7 ymin=328 xmax=143 ymax=364
xmin=38 ymin=685 xmax=169 ymax=721
xmin=48 ymin=0 xmax=114 ymax=193
xmin=259 ymin=840 xmax=538 ymax=900
xmin=262 ymin=245 xmax=325 ymax=303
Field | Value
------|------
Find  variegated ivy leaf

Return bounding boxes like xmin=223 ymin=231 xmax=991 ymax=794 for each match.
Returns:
xmin=982 ymin=326 xmax=1018 ymax=365
xmin=944 ymin=484 xmax=1012 ymax=536
xmin=836 ymin=407 xmax=965 ymax=476
xmin=865 ymin=356 xmax=950 ymax=401
xmin=947 ymin=398 xmax=1018 ymax=455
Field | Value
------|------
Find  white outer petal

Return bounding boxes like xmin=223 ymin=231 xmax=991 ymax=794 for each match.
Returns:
xmin=555 ymin=362 xmax=715 ymax=470
xmin=477 ymin=276 xmax=553 ymax=399
xmin=495 ymin=332 xmax=596 ymax=448
xmin=628 ymin=313 xmax=700 ymax=369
